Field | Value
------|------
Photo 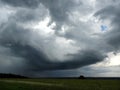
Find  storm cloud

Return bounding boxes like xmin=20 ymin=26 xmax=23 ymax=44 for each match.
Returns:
xmin=0 ymin=0 xmax=120 ymax=77
xmin=95 ymin=3 xmax=120 ymax=50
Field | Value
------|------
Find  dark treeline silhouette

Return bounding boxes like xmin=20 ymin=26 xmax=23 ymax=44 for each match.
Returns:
xmin=0 ymin=73 xmax=120 ymax=79
xmin=0 ymin=73 xmax=28 ymax=78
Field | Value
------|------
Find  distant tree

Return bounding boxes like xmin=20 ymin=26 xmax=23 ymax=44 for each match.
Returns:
xmin=79 ymin=75 xmax=85 ymax=79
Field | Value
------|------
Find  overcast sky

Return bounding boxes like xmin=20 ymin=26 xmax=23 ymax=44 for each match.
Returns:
xmin=0 ymin=0 xmax=120 ymax=77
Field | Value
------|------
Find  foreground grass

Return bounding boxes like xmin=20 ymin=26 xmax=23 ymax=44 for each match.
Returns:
xmin=0 ymin=78 xmax=120 ymax=90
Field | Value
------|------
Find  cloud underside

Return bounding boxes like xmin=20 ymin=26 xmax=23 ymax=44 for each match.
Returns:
xmin=0 ymin=0 xmax=120 ymax=77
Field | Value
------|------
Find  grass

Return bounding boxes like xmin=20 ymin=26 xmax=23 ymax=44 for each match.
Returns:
xmin=0 ymin=78 xmax=120 ymax=90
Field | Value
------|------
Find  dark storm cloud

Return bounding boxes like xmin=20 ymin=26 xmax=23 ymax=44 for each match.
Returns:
xmin=0 ymin=22 xmax=105 ymax=71
xmin=9 ymin=43 xmax=105 ymax=71
xmin=0 ymin=22 xmax=30 ymax=45
xmin=95 ymin=4 xmax=120 ymax=50
xmin=0 ymin=14 xmax=105 ymax=76
xmin=0 ymin=2 xmax=48 ymax=23
xmin=1 ymin=0 xmax=40 ymax=8
xmin=13 ymin=8 xmax=46 ymax=23
xmin=40 ymin=0 xmax=77 ymax=26
xmin=1 ymin=0 xmax=119 ymax=77
xmin=2 ymin=43 xmax=105 ymax=71
xmin=1 ymin=0 xmax=80 ymax=30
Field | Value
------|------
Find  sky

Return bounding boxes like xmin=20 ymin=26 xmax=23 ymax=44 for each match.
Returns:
xmin=0 ymin=0 xmax=120 ymax=77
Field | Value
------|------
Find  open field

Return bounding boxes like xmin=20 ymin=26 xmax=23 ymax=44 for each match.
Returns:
xmin=0 ymin=78 xmax=120 ymax=90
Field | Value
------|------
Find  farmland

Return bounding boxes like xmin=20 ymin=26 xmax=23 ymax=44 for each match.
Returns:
xmin=0 ymin=78 xmax=120 ymax=90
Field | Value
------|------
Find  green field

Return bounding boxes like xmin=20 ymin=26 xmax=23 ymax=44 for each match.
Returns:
xmin=0 ymin=78 xmax=120 ymax=90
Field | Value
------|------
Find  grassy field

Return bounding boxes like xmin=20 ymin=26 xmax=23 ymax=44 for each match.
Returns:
xmin=0 ymin=78 xmax=120 ymax=90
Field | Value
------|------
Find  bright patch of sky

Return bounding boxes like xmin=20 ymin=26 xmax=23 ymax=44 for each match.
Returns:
xmin=92 ymin=52 xmax=120 ymax=67
xmin=101 ymin=25 xmax=108 ymax=31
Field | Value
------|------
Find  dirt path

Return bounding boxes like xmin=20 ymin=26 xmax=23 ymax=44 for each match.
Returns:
xmin=0 ymin=80 xmax=63 ymax=87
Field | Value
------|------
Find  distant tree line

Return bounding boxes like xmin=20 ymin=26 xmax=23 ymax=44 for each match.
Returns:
xmin=0 ymin=73 xmax=28 ymax=78
xmin=0 ymin=73 xmax=86 ymax=79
